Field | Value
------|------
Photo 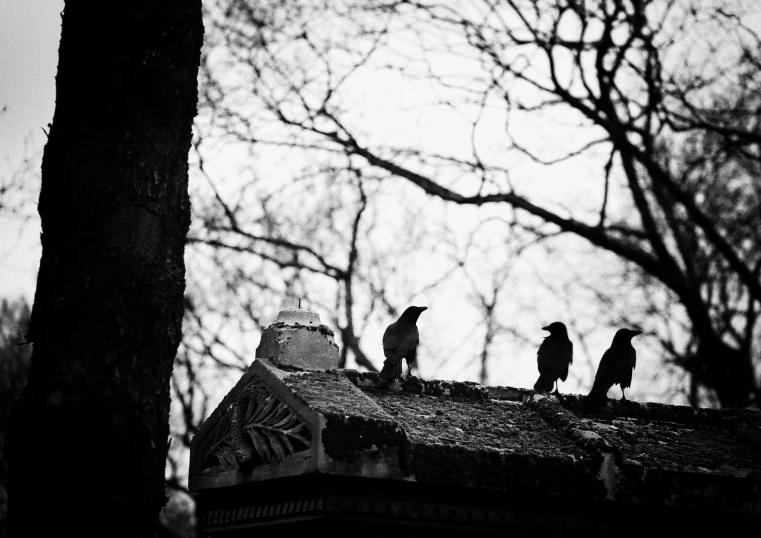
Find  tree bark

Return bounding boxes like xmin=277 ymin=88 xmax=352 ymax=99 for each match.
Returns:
xmin=6 ymin=2 xmax=202 ymax=536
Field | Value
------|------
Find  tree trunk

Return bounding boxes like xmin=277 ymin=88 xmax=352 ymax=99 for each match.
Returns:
xmin=685 ymin=338 xmax=757 ymax=408
xmin=6 ymin=2 xmax=202 ymax=536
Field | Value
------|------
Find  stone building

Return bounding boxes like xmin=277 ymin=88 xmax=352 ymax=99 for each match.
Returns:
xmin=189 ymin=309 xmax=761 ymax=536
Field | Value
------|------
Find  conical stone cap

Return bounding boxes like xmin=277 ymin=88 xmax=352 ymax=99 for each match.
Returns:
xmin=255 ymin=308 xmax=339 ymax=370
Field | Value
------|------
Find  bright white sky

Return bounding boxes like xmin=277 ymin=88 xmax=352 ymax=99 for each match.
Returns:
xmin=0 ymin=0 xmax=723 ymax=407
xmin=0 ymin=0 xmax=663 ymax=397
xmin=0 ymin=0 xmax=699 ymax=497
xmin=0 ymin=0 xmax=63 ymax=300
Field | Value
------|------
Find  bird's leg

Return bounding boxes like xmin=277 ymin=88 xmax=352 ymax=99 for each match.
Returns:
xmin=621 ymin=388 xmax=627 ymax=401
xmin=553 ymin=381 xmax=560 ymax=395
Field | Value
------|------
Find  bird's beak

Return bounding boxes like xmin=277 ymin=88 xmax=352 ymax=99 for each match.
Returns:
xmin=542 ymin=325 xmax=550 ymax=331
xmin=419 ymin=306 xmax=428 ymax=312
xmin=631 ymin=330 xmax=642 ymax=336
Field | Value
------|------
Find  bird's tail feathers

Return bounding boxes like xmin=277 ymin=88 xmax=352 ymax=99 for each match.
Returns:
xmin=585 ymin=384 xmax=608 ymax=409
xmin=533 ymin=373 xmax=554 ymax=392
xmin=379 ymin=359 xmax=403 ymax=380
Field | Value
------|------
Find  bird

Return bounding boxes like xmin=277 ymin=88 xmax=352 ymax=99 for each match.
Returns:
xmin=379 ymin=306 xmax=427 ymax=380
xmin=586 ymin=328 xmax=642 ymax=406
xmin=533 ymin=322 xmax=573 ymax=393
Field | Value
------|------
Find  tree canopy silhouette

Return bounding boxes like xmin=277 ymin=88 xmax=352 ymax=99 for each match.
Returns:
xmin=197 ymin=0 xmax=760 ymax=407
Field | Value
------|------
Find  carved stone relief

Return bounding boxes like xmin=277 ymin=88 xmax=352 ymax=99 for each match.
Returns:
xmin=201 ymin=378 xmax=311 ymax=474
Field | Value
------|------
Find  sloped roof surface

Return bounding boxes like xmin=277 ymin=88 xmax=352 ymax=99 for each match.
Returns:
xmin=577 ymin=413 xmax=761 ymax=474
xmin=190 ymin=362 xmax=761 ymax=514
xmin=366 ymin=389 xmax=583 ymax=455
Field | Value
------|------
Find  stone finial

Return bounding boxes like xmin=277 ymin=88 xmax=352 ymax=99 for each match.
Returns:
xmin=276 ymin=308 xmax=320 ymax=326
xmin=255 ymin=308 xmax=339 ymax=371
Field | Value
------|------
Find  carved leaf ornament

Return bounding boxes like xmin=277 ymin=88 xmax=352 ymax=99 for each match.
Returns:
xmin=241 ymin=394 xmax=310 ymax=462
xmin=203 ymin=383 xmax=311 ymax=473
xmin=207 ymin=412 xmax=236 ymax=470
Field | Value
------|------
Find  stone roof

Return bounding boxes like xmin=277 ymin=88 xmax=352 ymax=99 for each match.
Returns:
xmin=189 ymin=360 xmax=761 ymax=515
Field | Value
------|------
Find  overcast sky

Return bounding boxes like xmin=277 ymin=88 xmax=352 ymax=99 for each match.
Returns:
xmin=0 ymin=1 xmax=658 ymax=394
xmin=4 ymin=1 xmax=753 ymax=404
xmin=0 ymin=0 xmax=63 ymax=300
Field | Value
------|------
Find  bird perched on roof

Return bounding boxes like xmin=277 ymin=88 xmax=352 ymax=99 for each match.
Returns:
xmin=586 ymin=328 xmax=641 ymax=407
xmin=379 ymin=306 xmax=427 ymax=380
xmin=533 ymin=322 xmax=573 ymax=393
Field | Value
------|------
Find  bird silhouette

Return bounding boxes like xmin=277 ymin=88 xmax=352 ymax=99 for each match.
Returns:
xmin=379 ymin=306 xmax=427 ymax=380
xmin=587 ymin=328 xmax=641 ymax=406
xmin=533 ymin=322 xmax=573 ymax=393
